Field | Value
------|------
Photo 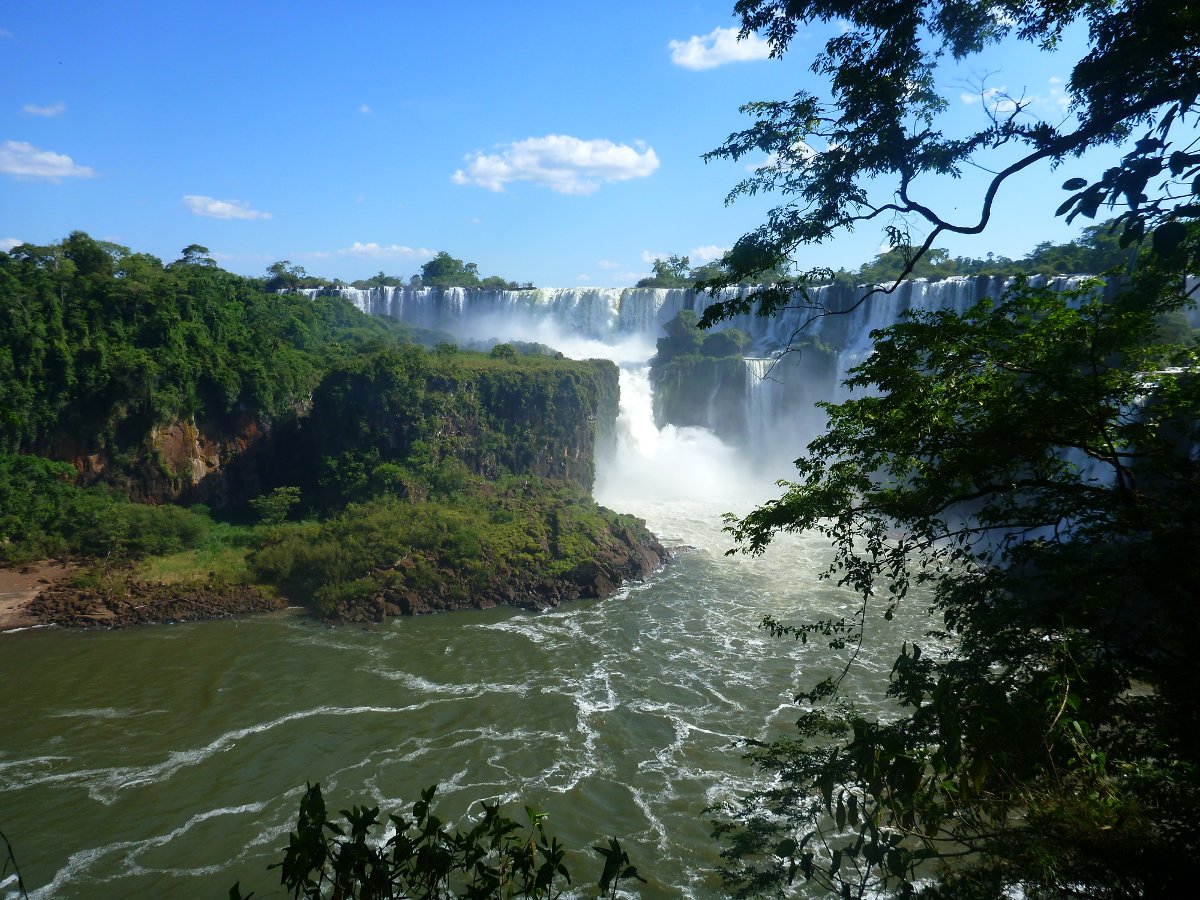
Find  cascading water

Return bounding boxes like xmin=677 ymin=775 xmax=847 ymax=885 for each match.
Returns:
xmin=301 ymin=275 xmax=1108 ymax=458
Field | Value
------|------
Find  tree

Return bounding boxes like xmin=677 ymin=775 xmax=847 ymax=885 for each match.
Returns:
xmin=421 ymin=252 xmax=481 ymax=288
xmin=172 ymin=244 xmax=217 ymax=268
xmin=636 ymin=255 xmax=691 ymax=288
xmin=698 ymin=0 xmax=1200 ymax=326
xmin=265 ymin=261 xmax=308 ymax=292
xmin=702 ymin=2 xmax=1200 ymax=897
xmin=248 ymin=485 xmax=302 ymax=526
xmin=652 ymin=310 xmax=705 ymax=363
xmin=488 ymin=342 xmax=517 ymax=359
xmin=714 ymin=258 xmax=1200 ymax=897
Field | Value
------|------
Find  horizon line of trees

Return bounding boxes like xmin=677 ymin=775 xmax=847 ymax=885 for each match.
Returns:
xmin=224 ymin=223 xmax=1146 ymax=297
xmin=636 ymin=220 xmax=1134 ymax=290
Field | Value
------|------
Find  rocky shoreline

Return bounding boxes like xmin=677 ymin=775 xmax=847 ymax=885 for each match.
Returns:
xmin=0 ymin=564 xmax=288 ymax=630
xmin=25 ymin=579 xmax=288 ymax=628
xmin=334 ymin=529 xmax=669 ymax=621
xmin=0 ymin=529 xmax=671 ymax=631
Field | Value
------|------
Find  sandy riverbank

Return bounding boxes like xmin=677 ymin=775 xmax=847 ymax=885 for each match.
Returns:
xmin=0 ymin=561 xmax=73 ymax=631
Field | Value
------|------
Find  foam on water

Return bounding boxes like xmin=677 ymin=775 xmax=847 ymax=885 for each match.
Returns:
xmin=0 ymin=281 xmax=978 ymax=899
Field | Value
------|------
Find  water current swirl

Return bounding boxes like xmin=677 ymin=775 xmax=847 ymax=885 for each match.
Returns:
xmin=1 ymin=367 xmax=921 ymax=899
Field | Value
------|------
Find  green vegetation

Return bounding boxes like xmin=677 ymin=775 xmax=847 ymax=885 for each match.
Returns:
xmin=0 ymin=232 xmax=421 ymax=459
xmin=0 ymin=233 xmax=643 ymax=623
xmin=699 ymin=1 xmax=1200 ymax=897
xmin=841 ymin=220 xmax=1137 ymax=285
xmin=647 ymin=311 xmax=755 ymax=442
xmin=636 ymin=254 xmax=693 ymax=288
xmin=231 ymin=782 xmax=643 ymax=900
xmin=652 ymin=311 xmax=749 ymax=364
xmin=638 ymin=254 xmax=791 ymax=288
xmin=0 ymin=452 xmax=211 ymax=563
xmin=133 ymin=519 xmax=259 ymax=585
xmin=295 ymin=347 xmax=617 ymax=508
xmin=264 ymin=260 xmax=336 ymax=292
xmin=419 ymin=251 xmax=534 ymax=290
xmin=251 ymin=479 xmax=652 ymax=616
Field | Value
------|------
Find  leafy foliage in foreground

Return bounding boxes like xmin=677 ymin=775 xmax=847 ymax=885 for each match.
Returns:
xmin=700 ymin=1 xmax=1200 ymax=896
xmin=230 ymin=783 xmax=643 ymax=900
xmin=712 ymin=257 xmax=1200 ymax=897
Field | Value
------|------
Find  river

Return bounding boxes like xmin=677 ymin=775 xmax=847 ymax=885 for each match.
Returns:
xmin=0 ymin=369 xmax=919 ymax=899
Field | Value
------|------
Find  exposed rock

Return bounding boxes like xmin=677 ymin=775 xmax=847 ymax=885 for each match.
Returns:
xmin=24 ymin=578 xmax=286 ymax=629
xmin=46 ymin=410 xmax=283 ymax=508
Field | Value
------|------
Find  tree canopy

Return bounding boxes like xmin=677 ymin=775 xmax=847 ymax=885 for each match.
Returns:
xmin=840 ymin=219 xmax=1137 ymax=285
xmin=418 ymin=252 xmax=532 ymax=290
xmin=703 ymin=2 xmax=1200 ymax=898
xmin=699 ymin=0 xmax=1200 ymax=322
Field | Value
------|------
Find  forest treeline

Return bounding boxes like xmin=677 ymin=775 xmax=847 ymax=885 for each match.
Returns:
xmin=0 ymin=233 xmax=435 ymax=455
xmin=638 ymin=219 xmax=1131 ymax=288
xmin=0 ymin=233 xmax=659 ymax=621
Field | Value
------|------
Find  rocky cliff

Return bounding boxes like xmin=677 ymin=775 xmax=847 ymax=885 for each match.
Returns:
xmin=296 ymin=347 xmax=620 ymax=497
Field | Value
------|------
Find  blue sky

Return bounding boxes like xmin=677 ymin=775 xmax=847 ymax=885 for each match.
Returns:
xmin=2 ymin=1 xmax=1125 ymax=286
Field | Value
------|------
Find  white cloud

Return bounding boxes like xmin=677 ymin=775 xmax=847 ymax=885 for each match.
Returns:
xmin=337 ymin=242 xmax=434 ymax=259
xmin=1048 ymin=76 xmax=1062 ymax=85
xmin=0 ymin=28 xmax=12 ymax=38
xmin=358 ymin=103 xmax=372 ymax=114
xmin=452 ymin=135 xmax=659 ymax=195
xmin=576 ymin=273 xmax=592 ymax=282
xmin=22 ymin=101 xmax=65 ymax=117
xmin=1 ymin=237 xmax=23 ymax=251
xmin=1045 ymin=79 xmax=1071 ymax=111
xmin=690 ymin=244 xmax=728 ymax=262
xmin=961 ymin=86 xmax=1005 ymax=106
xmin=596 ymin=259 xmax=621 ymax=270
xmin=0 ymin=141 xmax=95 ymax=181
xmin=668 ymin=26 xmax=771 ymax=70
xmin=183 ymin=195 xmax=271 ymax=220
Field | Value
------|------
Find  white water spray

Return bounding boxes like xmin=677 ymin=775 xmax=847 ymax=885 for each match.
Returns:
xmin=594 ymin=367 xmax=759 ymax=508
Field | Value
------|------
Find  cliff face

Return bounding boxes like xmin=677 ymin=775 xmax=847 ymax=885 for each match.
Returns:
xmin=41 ymin=351 xmax=619 ymax=507
xmin=649 ymin=341 xmax=840 ymax=455
xmin=650 ymin=356 xmax=749 ymax=447
xmin=46 ymin=410 xmax=279 ymax=507
xmin=299 ymin=349 xmax=620 ymax=494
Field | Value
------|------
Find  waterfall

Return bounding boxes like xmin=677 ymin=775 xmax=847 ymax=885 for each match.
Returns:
xmin=594 ymin=367 xmax=758 ymax=506
xmin=299 ymin=275 xmax=1145 ymax=479
xmin=743 ymin=358 xmax=780 ymax=454
xmin=302 ymin=275 xmax=1120 ymax=356
xmin=297 ymin=286 xmax=698 ymax=343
